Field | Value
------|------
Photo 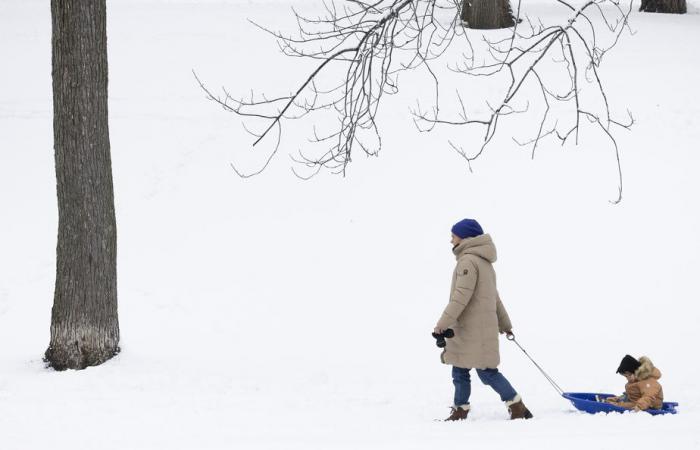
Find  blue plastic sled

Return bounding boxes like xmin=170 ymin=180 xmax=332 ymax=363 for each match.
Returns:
xmin=563 ymin=392 xmax=678 ymax=415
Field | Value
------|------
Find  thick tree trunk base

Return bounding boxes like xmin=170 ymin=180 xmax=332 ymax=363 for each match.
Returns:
xmin=49 ymin=0 xmax=119 ymax=372
xmin=45 ymin=343 xmax=120 ymax=371
xmin=639 ymin=0 xmax=687 ymax=13
xmin=461 ymin=0 xmax=516 ymax=30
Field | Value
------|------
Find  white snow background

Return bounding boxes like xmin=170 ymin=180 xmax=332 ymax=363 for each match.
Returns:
xmin=1 ymin=0 xmax=699 ymax=448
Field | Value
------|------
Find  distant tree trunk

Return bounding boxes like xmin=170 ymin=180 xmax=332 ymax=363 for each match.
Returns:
xmin=46 ymin=0 xmax=119 ymax=371
xmin=639 ymin=0 xmax=686 ymax=13
xmin=461 ymin=0 xmax=515 ymax=29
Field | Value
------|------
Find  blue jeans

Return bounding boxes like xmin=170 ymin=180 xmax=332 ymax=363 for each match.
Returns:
xmin=452 ymin=367 xmax=518 ymax=406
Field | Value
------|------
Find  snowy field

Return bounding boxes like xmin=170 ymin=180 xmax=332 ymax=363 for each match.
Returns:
xmin=1 ymin=0 xmax=700 ymax=448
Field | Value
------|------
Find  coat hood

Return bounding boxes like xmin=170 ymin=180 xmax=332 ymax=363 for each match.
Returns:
xmin=635 ymin=356 xmax=662 ymax=381
xmin=453 ymin=233 xmax=497 ymax=263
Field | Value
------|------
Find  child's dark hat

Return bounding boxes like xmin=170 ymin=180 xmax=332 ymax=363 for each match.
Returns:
xmin=616 ymin=354 xmax=641 ymax=374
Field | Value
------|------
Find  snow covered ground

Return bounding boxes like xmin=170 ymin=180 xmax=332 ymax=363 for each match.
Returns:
xmin=1 ymin=0 xmax=700 ymax=448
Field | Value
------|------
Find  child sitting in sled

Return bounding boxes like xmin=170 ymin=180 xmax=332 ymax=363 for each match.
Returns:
xmin=603 ymin=355 xmax=664 ymax=411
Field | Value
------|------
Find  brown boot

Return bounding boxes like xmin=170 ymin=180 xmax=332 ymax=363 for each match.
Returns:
xmin=506 ymin=395 xmax=533 ymax=420
xmin=444 ymin=405 xmax=470 ymax=421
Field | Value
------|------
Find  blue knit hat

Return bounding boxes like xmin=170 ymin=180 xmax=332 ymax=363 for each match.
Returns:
xmin=451 ymin=218 xmax=483 ymax=239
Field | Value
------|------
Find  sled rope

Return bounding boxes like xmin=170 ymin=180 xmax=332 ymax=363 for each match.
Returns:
xmin=508 ymin=335 xmax=564 ymax=396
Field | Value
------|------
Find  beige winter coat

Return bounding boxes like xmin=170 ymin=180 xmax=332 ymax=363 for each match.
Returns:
xmin=437 ymin=234 xmax=512 ymax=369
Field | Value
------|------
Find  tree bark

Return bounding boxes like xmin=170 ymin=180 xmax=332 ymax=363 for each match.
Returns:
xmin=640 ymin=0 xmax=686 ymax=13
xmin=461 ymin=0 xmax=515 ymax=30
xmin=46 ymin=0 xmax=119 ymax=371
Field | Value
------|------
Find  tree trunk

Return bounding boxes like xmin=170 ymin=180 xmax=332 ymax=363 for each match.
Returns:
xmin=640 ymin=0 xmax=686 ymax=13
xmin=46 ymin=0 xmax=119 ymax=371
xmin=461 ymin=0 xmax=515 ymax=30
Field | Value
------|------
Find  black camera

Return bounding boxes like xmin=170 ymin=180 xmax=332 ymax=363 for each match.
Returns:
xmin=431 ymin=328 xmax=454 ymax=348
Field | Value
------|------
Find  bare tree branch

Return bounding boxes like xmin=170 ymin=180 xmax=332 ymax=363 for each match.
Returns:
xmin=197 ymin=0 xmax=634 ymax=203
